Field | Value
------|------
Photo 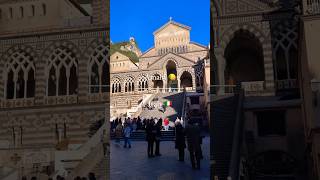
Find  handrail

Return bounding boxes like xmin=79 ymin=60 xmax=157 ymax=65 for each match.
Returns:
xmin=66 ymin=143 xmax=104 ymax=180
xmin=228 ymin=89 xmax=245 ymax=180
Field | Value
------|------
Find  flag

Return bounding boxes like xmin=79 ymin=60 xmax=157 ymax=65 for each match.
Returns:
xmin=163 ymin=101 xmax=172 ymax=107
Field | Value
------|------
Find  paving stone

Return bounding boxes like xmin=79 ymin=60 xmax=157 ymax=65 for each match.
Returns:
xmin=110 ymin=137 xmax=210 ymax=180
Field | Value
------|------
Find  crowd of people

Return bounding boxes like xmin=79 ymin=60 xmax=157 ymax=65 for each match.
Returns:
xmin=21 ymin=172 xmax=97 ymax=180
xmin=111 ymin=116 xmax=204 ymax=170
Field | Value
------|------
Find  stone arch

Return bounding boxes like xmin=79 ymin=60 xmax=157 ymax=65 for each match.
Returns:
xmin=220 ymin=24 xmax=266 ymax=51
xmin=111 ymin=76 xmax=122 ymax=93
xmin=43 ymin=41 xmax=80 ymax=96
xmin=180 ymin=70 xmax=193 ymax=89
xmin=41 ymin=40 xmax=82 ymax=96
xmin=163 ymin=58 xmax=179 ymax=69
xmin=151 ymin=72 xmax=163 ymax=89
xmin=1 ymin=45 xmax=38 ymax=99
xmin=124 ymin=75 xmax=135 ymax=92
xmin=164 ymin=59 xmax=178 ymax=90
xmin=215 ymin=23 xmax=274 ymax=91
xmin=137 ymin=73 xmax=149 ymax=91
xmin=224 ymin=29 xmax=265 ymax=84
xmin=88 ymin=42 xmax=109 ymax=93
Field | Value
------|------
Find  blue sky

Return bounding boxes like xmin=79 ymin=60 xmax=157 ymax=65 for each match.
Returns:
xmin=110 ymin=0 xmax=210 ymax=52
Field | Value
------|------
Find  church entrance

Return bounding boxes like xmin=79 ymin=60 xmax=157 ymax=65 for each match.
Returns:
xmin=180 ymin=71 xmax=193 ymax=89
xmin=166 ymin=60 xmax=178 ymax=90
xmin=224 ymin=29 xmax=265 ymax=85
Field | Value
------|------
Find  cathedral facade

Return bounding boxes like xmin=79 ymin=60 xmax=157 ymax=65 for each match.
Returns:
xmin=110 ymin=20 xmax=209 ymax=118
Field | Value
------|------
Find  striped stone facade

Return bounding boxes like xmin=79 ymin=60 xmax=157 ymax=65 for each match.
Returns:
xmin=0 ymin=28 xmax=109 ymax=178
xmin=212 ymin=0 xmax=299 ymax=95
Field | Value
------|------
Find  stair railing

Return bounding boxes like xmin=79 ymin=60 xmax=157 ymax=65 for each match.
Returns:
xmin=66 ymin=143 xmax=104 ymax=180
xmin=228 ymin=88 xmax=245 ymax=180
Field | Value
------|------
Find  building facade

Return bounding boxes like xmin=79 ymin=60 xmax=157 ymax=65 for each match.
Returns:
xmin=0 ymin=0 xmax=109 ymax=179
xmin=212 ymin=0 xmax=308 ymax=179
xmin=110 ymin=20 xmax=209 ymax=118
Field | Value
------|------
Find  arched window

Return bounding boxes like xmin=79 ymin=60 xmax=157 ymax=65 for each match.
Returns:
xmin=272 ymin=22 xmax=298 ymax=81
xmin=88 ymin=43 xmax=109 ymax=93
xmin=20 ymin=6 xmax=23 ymax=18
xmin=42 ymin=4 xmax=46 ymax=16
xmin=47 ymin=46 xmax=78 ymax=96
xmin=31 ymin=5 xmax=35 ymax=16
xmin=111 ymin=77 xmax=121 ymax=93
xmin=124 ymin=76 xmax=134 ymax=92
xmin=9 ymin=7 xmax=13 ymax=19
xmin=5 ymin=50 xmax=35 ymax=99
xmin=138 ymin=75 xmax=148 ymax=91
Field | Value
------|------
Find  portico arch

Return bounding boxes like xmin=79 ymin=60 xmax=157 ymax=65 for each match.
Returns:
xmin=180 ymin=71 xmax=193 ymax=89
xmin=165 ymin=60 xmax=178 ymax=90
xmin=152 ymin=74 xmax=163 ymax=89
xmin=224 ymin=29 xmax=265 ymax=85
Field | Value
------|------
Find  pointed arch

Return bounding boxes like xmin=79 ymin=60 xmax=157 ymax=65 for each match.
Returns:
xmin=2 ymin=46 xmax=37 ymax=99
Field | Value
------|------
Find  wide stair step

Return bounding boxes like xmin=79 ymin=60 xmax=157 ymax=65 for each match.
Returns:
xmin=139 ymin=92 xmax=184 ymax=121
xmin=111 ymin=130 xmax=175 ymax=141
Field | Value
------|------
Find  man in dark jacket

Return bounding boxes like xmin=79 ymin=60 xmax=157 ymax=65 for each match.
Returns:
xmin=146 ymin=119 xmax=156 ymax=157
xmin=185 ymin=119 xmax=202 ymax=169
xmin=175 ymin=120 xmax=186 ymax=161
xmin=155 ymin=118 xmax=162 ymax=156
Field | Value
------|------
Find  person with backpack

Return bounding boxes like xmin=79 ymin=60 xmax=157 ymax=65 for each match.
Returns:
xmin=123 ymin=122 xmax=132 ymax=148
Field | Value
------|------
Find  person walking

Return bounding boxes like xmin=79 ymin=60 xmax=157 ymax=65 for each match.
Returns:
xmin=175 ymin=119 xmax=186 ymax=161
xmin=146 ymin=119 xmax=156 ymax=157
xmin=155 ymin=118 xmax=162 ymax=156
xmin=123 ymin=123 xmax=132 ymax=148
xmin=185 ymin=119 xmax=202 ymax=170
xmin=164 ymin=118 xmax=169 ymax=131
xmin=115 ymin=122 xmax=123 ymax=143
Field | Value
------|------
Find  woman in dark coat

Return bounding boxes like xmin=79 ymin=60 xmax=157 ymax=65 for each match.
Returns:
xmin=175 ymin=120 xmax=186 ymax=161
xmin=155 ymin=118 xmax=162 ymax=156
xmin=146 ymin=119 xmax=156 ymax=157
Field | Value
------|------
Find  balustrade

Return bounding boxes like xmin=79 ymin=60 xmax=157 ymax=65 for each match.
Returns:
xmin=1 ymin=98 xmax=35 ymax=108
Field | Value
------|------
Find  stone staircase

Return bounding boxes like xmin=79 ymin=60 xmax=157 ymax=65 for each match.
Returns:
xmin=91 ymin=155 xmax=108 ymax=180
xmin=53 ymin=121 xmax=109 ymax=179
xmin=111 ymin=130 xmax=175 ymax=141
xmin=138 ymin=92 xmax=184 ymax=122
xmin=211 ymin=95 xmax=238 ymax=180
